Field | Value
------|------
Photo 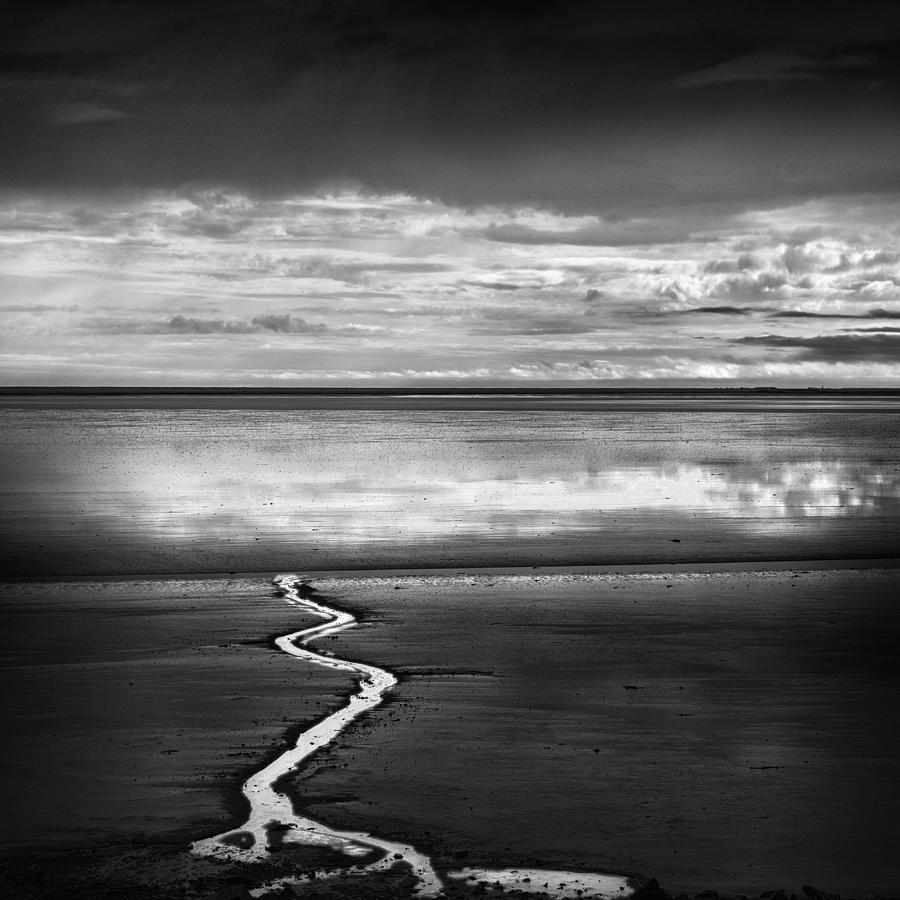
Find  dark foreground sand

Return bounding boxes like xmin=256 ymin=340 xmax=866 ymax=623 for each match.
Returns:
xmin=1 ymin=565 xmax=898 ymax=899
xmin=290 ymin=568 xmax=900 ymax=897
xmin=0 ymin=578 xmax=351 ymax=853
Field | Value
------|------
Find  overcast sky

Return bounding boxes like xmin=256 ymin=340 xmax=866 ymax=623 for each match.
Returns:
xmin=2 ymin=0 xmax=900 ymax=386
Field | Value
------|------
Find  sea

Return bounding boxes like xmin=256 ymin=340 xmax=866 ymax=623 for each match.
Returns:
xmin=2 ymin=391 xmax=899 ymax=576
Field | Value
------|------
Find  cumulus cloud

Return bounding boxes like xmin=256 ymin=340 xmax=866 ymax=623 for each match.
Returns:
xmin=701 ymin=259 xmax=738 ymax=275
xmin=857 ymin=250 xmax=900 ymax=267
xmin=856 ymin=279 xmax=900 ymax=300
xmin=701 ymin=256 xmax=762 ymax=274
xmin=659 ymin=271 xmax=791 ymax=306
xmin=781 ymin=243 xmax=831 ymax=275
xmin=655 ymin=238 xmax=900 ymax=319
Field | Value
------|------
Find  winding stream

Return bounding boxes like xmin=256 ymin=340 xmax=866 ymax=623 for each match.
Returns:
xmin=191 ymin=573 xmax=641 ymax=899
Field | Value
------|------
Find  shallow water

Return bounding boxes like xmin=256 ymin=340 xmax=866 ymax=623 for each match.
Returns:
xmin=2 ymin=398 xmax=899 ymax=575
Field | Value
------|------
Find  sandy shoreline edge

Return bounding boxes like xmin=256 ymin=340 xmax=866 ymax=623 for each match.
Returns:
xmin=4 ymin=556 xmax=899 ymax=585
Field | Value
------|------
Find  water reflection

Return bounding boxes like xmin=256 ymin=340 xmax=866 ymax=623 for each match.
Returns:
xmin=162 ymin=462 xmax=898 ymax=545
xmin=2 ymin=406 xmax=899 ymax=573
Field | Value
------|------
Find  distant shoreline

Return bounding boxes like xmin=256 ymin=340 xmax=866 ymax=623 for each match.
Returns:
xmin=4 ymin=557 xmax=899 ymax=584
xmin=3 ymin=386 xmax=900 ymax=396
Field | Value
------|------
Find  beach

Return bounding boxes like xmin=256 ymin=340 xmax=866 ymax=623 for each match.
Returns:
xmin=1 ymin=393 xmax=899 ymax=898
xmin=1 ymin=564 xmax=898 ymax=898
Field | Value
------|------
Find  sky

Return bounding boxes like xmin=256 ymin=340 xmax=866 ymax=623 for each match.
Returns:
xmin=2 ymin=0 xmax=900 ymax=386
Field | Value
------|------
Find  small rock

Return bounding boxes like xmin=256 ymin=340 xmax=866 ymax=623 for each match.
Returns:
xmin=802 ymin=886 xmax=841 ymax=900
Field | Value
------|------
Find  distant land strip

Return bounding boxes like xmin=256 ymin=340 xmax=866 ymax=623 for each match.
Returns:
xmin=3 ymin=386 xmax=900 ymax=396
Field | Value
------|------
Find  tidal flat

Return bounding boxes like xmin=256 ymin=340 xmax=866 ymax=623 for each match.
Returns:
xmin=2 ymin=395 xmax=900 ymax=576
xmin=0 ymin=567 xmax=898 ymax=898
xmin=1 ymin=393 xmax=898 ymax=898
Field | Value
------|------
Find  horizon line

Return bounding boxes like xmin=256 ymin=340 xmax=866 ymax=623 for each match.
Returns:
xmin=3 ymin=386 xmax=900 ymax=396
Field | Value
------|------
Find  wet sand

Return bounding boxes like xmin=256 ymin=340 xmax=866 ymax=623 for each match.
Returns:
xmin=293 ymin=567 xmax=900 ymax=896
xmin=0 ymin=577 xmax=351 ymax=855
xmin=1 ymin=565 xmax=898 ymax=898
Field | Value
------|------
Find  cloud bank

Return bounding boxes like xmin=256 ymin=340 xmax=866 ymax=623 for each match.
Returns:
xmin=1 ymin=187 xmax=899 ymax=385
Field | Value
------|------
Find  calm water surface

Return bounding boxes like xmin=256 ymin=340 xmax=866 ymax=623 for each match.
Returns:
xmin=1 ymin=399 xmax=899 ymax=574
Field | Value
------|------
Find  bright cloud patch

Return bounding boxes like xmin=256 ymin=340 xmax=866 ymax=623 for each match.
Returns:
xmin=1 ymin=188 xmax=899 ymax=385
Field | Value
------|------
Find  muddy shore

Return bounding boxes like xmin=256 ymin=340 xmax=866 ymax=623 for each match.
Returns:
xmin=1 ymin=565 xmax=898 ymax=898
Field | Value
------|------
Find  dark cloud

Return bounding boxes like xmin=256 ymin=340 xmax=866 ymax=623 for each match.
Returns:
xmin=168 ymin=314 xmax=376 ymax=336
xmin=843 ymin=326 xmax=900 ymax=333
xmin=643 ymin=304 xmax=761 ymax=317
xmin=771 ymin=308 xmax=900 ymax=320
xmin=86 ymin=313 xmax=378 ymax=336
xmin=4 ymin=1 xmax=900 ymax=215
xmin=770 ymin=310 xmax=854 ymax=319
xmin=672 ymin=50 xmax=883 ymax=89
xmin=733 ymin=332 xmax=900 ymax=362
xmin=0 ymin=303 xmax=79 ymax=313
xmin=249 ymin=314 xmax=327 ymax=334
xmin=682 ymin=305 xmax=755 ymax=315
xmin=166 ymin=315 xmax=255 ymax=334
xmin=460 ymin=281 xmax=522 ymax=291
